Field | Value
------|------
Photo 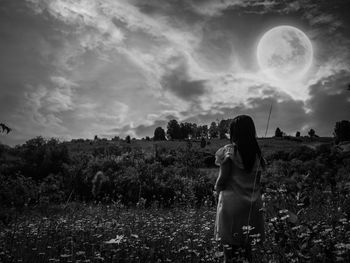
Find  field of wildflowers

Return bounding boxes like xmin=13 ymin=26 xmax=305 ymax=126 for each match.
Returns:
xmin=1 ymin=138 xmax=350 ymax=262
xmin=1 ymin=172 xmax=350 ymax=262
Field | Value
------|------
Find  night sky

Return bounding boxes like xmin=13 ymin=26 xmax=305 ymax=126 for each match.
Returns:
xmin=0 ymin=0 xmax=350 ymax=146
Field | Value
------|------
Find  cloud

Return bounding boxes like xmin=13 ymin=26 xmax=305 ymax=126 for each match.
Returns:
xmin=188 ymin=0 xmax=277 ymax=16
xmin=1 ymin=0 xmax=350 ymax=145
xmin=161 ymin=60 xmax=208 ymax=101
xmin=306 ymin=70 xmax=350 ymax=135
xmin=180 ymin=91 xmax=309 ymax=137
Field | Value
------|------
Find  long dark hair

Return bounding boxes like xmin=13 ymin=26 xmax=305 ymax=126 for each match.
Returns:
xmin=229 ymin=115 xmax=263 ymax=172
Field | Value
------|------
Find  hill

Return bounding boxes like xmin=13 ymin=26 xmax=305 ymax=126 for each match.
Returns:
xmin=64 ymin=136 xmax=334 ymax=157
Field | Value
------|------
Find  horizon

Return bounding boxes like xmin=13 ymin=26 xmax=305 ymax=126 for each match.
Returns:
xmin=1 ymin=0 xmax=350 ymax=146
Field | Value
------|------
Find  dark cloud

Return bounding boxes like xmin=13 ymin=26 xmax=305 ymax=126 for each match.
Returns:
xmin=161 ymin=62 xmax=208 ymax=101
xmin=109 ymin=115 xmax=177 ymax=138
xmin=111 ymin=72 xmax=350 ymax=138
xmin=306 ymin=70 xmax=350 ymax=135
xmin=133 ymin=120 xmax=168 ymax=137
xmin=1 ymin=0 xmax=349 ymax=146
xmin=181 ymin=94 xmax=308 ymax=137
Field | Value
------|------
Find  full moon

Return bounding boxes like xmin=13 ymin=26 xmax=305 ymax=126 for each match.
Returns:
xmin=257 ymin=25 xmax=313 ymax=81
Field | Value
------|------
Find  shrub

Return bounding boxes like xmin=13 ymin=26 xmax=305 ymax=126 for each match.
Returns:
xmin=39 ymin=173 xmax=66 ymax=204
xmin=200 ymin=137 xmax=206 ymax=148
xmin=17 ymin=137 xmax=70 ymax=180
xmin=0 ymin=173 xmax=38 ymax=208
xmin=275 ymin=127 xmax=283 ymax=137
xmin=334 ymin=120 xmax=350 ymax=144
xmin=289 ymin=146 xmax=316 ymax=161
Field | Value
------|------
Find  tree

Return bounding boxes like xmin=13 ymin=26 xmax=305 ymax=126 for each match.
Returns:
xmin=125 ymin=135 xmax=131 ymax=143
xmin=187 ymin=123 xmax=200 ymax=139
xmin=334 ymin=120 xmax=350 ymax=144
xmin=193 ymin=123 xmax=202 ymax=139
xmin=308 ymin=129 xmax=316 ymax=137
xmin=154 ymin=127 xmax=166 ymax=141
xmin=19 ymin=137 xmax=69 ymax=180
xmin=166 ymin=119 xmax=181 ymax=140
xmin=200 ymin=137 xmax=206 ymax=148
xmin=295 ymin=131 xmax=301 ymax=137
xmin=209 ymin=121 xmax=218 ymax=139
xmin=275 ymin=128 xmax=283 ymax=137
xmin=218 ymin=119 xmax=229 ymax=139
xmin=111 ymin=136 xmax=120 ymax=141
xmin=200 ymin=125 xmax=209 ymax=139
xmin=179 ymin=122 xmax=192 ymax=139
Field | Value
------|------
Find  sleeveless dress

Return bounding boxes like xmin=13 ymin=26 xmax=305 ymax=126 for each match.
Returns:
xmin=214 ymin=143 xmax=265 ymax=245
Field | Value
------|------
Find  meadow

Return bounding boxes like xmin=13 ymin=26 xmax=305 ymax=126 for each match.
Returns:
xmin=1 ymin=137 xmax=350 ymax=262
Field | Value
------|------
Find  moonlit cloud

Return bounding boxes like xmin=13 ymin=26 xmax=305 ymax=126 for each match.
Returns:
xmin=0 ymin=0 xmax=349 ymax=145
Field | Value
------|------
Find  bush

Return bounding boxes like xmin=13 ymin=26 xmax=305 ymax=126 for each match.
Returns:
xmin=0 ymin=173 xmax=38 ymax=208
xmin=334 ymin=120 xmax=350 ymax=144
xmin=39 ymin=174 xmax=66 ymax=204
xmin=289 ymin=146 xmax=316 ymax=161
xmin=17 ymin=137 xmax=70 ymax=180
xmin=200 ymin=137 xmax=206 ymax=148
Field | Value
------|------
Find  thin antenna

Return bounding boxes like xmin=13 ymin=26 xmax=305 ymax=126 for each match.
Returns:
xmin=245 ymin=101 xmax=273 ymax=243
xmin=264 ymin=103 xmax=273 ymax=137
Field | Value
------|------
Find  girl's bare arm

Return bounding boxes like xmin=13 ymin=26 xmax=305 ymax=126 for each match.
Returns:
xmin=214 ymin=158 xmax=232 ymax=193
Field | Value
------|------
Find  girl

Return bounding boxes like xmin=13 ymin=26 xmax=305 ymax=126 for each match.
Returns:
xmin=214 ymin=115 xmax=266 ymax=262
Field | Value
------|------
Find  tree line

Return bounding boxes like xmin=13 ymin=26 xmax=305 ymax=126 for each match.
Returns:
xmin=1 ymin=119 xmax=350 ymax=144
xmin=152 ymin=119 xmax=350 ymax=143
xmin=274 ymin=127 xmax=317 ymax=138
xmin=153 ymin=119 xmax=234 ymax=141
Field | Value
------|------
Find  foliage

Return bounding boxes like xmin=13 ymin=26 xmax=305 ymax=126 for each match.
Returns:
xmin=308 ymin=128 xmax=316 ymax=137
xmin=153 ymin=127 xmax=166 ymax=141
xmin=180 ymin=122 xmax=192 ymax=139
xmin=209 ymin=121 xmax=218 ymax=138
xmin=0 ymin=173 xmax=38 ymax=208
xmin=200 ymin=137 xmax=206 ymax=148
xmin=1 ymin=136 xmax=350 ymax=261
xmin=295 ymin=131 xmax=300 ymax=137
xmin=39 ymin=173 xmax=66 ymax=204
xmin=275 ymin=127 xmax=283 ymax=137
xmin=218 ymin=119 xmax=231 ymax=139
xmin=334 ymin=120 xmax=350 ymax=144
xmin=166 ymin=119 xmax=181 ymax=140
xmin=16 ymin=137 xmax=69 ymax=181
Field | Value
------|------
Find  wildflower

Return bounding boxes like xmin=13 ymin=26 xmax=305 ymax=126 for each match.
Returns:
xmin=249 ymin=233 xmax=261 ymax=238
xmin=105 ymin=235 xmax=124 ymax=244
xmin=242 ymin=225 xmax=255 ymax=234
xmin=281 ymin=214 xmax=290 ymax=220
xmin=291 ymin=225 xmax=301 ymax=231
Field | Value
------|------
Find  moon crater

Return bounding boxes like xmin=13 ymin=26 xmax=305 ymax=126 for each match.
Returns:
xmin=257 ymin=25 xmax=313 ymax=81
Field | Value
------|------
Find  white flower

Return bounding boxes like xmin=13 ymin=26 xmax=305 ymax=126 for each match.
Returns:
xmin=105 ymin=235 xmax=124 ymax=244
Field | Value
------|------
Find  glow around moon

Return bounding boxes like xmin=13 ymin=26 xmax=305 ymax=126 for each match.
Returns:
xmin=257 ymin=25 xmax=313 ymax=81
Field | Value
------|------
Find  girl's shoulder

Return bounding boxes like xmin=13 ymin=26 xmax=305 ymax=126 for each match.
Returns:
xmin=215 ymin=143 xmax=236 ymax=166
